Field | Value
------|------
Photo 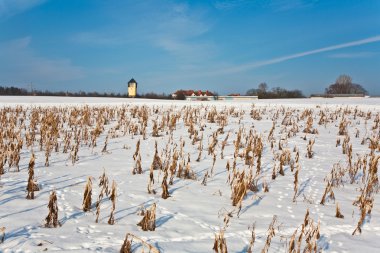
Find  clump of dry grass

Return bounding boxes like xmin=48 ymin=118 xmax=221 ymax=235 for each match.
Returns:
xmin=147 ymin=164 xmax=156 ymax=194
xmin=108 ymin=180 xmax=117 ymax=225
xmin=0 ymin=227 xmax=5 ymax=243
xmin=262 ymin=215 xmax=277 ymax=253
xmin=288 ymin=209 xmax=321 ymax=252
xmin=161 ymin=170 xmax=170 ymax=199
xmin=335 ymin=203 xmax=344 ymax=219
xmin=151 ymin=141 xmax=163 ymax=170
xmin=26 ymin=153 xmax=39 ymax=199
xmin=352 ymin=155 xmax=379 ymax=235
xmin=96 ymin=170 xmax=110 ymax=223
xmin=137 ymin=203 xmax=156 ymax=231
xmin=231 ymin=170 xmax=249 ymax=213
xmin=247 ymin=224 xmax=256 ymax=253
xmin=338 ymin=118 xmax=349 ymax=135
xmin=262 ymin=180 xmax=269 ymax=192
xmin=320 ymin=181 xmax=335 ymax=205
xmin=133 ymin=139 xmax=140 ymax=159
xmin=303 ymin=116 xmax=318 ymax=134
xmin=133 ymin=153 xmax=143 ymax=174
xmin=196 ymin=133 xmax=204 ymax=162
xmin=293 ymin=163 xmax=300 ymax=202
xmin=120 ymin=233 xmax=160 ymax=253
xmin=0 ymin=154 xmax=4 ymax=176
xmin=306 ymin=139 xmax=315 ymax=158
xmin=45 ymin=191 xmax=60 ymax=228
xmin=220 ymin=132 xmax=230 ymax=159
xmin=82 ymin=177 xmax=92 ymax=212
xmin=213 ymin=229 xmax=228 ymax=253
xmin=101 ymin=135 xmax=109 ymax=153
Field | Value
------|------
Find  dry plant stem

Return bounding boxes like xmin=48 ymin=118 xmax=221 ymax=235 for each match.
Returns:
xmin=45 ymin=191 xmax=60 ymax=228
xmin=148 ymin=164 xmax=156 ymax=194
xmin=0 ymin=227 xmax=5 ymax=244
xmin=120 ymin=233 xmax=160 ymax=253
xmin=335 ymin=203 xmax=344 ymax=219
xmin=108 ymin=180 xmax=117 ymax=225
xmin=137 ymin=203 xmax=156 ymax=231
xmin=261 ymin=215 xmax=277 ymax=253
xmin=288 ymin=228 xmax=297 ymax=253
xmin=161 ymin=172 xmax=170 ymax=199
xmin=213 ymin=229 xmax=228 ymax=253
xmin=82 ymin=177 xmax=92 ymax=212
xmin=133 ymin=153 xmax=143 ymax=174
xmin=202 ymin=170 xmax=209 ymax=186
xmin=26 ymin=153 xmax=39 ymax=199
xmin=247 ymin=224 xmax=256 ymax=253
xmin=96 ymin=170 xmax=110 ymax=223
xmin=293 ymin=163 xmax=300 ymax=202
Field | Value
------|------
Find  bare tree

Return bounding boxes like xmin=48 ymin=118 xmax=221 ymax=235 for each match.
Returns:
xmin=326 ymin=74 xmax=367 ymax=95
xmin=258 ymin=82 xmax=268 ymax=92
xmin=336 ymin=74 xmax=352 ymax=85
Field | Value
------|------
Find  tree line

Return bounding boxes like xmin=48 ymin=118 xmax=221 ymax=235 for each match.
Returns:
xmin=245 ymin=82 xmax=305 ymax=99
xmin=1 ymin=74 xmax=368 ymax=99
xmin=246 ymin=74 xmax=367 ymax=99
xmin=0 ymin=86 xmax=173 ymax=99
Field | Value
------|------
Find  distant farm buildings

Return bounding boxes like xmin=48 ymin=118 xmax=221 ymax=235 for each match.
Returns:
xmin=172 ymin=90 xmax=258 ymax=101
xmin=171 ymin=90 xmax=214 ymax=99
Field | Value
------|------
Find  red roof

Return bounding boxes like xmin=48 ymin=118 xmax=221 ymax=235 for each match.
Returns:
xmin=174 ymin=90 xmax=214 ymax=96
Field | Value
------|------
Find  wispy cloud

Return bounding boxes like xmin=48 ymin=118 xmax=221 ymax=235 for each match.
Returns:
xmin=329 ymin=52 xmax=378 ymax=59
xmin=213 ymin=0 xmax=251 ymax=10
xmin=153 ymin=3 xmax=215 ymax=60
xmin=213 ymin=35 xmax=380 ymax=74
xmin=0 ymin=0 xmax=47 ymax=18
xmin=0 ymin=37 xmax=85 ymax=86
xmin=270 ymin=0 xmax=318 ymax=12
xmin=71 ymin=2 xmax=215 ymax=61
xmin=213 ymin=0 xmax=318 ymax=11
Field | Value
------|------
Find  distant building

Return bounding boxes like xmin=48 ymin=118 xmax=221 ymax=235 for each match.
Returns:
xmin=172 ymin=90 xmax=214 ymax=98
xmin=172 ymin=89 xmax=257 ymax=101
xmin=128 ymin=78 xmax=137 ymax=98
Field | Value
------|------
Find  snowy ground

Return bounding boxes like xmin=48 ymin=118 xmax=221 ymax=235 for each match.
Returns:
xmin=0 ymin=96 xmax=380 ymax=252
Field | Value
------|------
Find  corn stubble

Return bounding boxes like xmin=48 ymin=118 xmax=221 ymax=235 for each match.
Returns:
xmin=45 ymin=191 xmax=60 ymax=228
xmin=120 ymin=233 xmax=159 ymax=253
xmin=0 ymin=102 xmax=379 ymax=251
xmin=137 ymin=203 xmax=156 ymax=231
xmin=26 ymin=153 xmax=39 ymax=199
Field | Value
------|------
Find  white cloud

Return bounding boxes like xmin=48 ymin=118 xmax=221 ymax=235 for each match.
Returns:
xmin=0 ymin=0 xmax=47 ymax=18
xmin=213 ymin=0 xmax=318 ymax=11
xmin=211 ymin=35 xmax=380 ymax=75
xmin=329 ymin=52 xmax=378 ymax=59
xmin=0 ymin=37 xmax=85 ymax=86
xmin=70 ymin=2 xmax=215 ymax=61
xmin=213 ymin=0 xmax=251 ymax=10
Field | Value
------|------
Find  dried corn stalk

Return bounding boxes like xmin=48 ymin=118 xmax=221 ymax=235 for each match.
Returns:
xmin=137 ymin=203 xmax=156 ymax=231
xmin=45 ymin=191 xmax=60 ymax=228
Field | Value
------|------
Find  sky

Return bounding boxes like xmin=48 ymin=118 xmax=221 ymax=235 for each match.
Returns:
xmin=0 ymin=0 xmax=379 ymax=96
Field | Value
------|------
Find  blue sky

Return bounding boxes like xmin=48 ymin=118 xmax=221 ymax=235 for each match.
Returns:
xmin=0 ymin=0 xmax=379 ymax=95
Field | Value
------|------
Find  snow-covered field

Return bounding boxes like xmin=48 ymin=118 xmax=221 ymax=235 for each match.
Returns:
xmin=0 ymin=96 xmax=380 ymax=253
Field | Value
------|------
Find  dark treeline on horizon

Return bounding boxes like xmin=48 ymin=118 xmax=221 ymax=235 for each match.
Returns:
xmin=245 ymin=82 xmax=305 ymax=99
xmin=0 ymin=74 xmax=370 ymax=99
xmin=0 ymin=86 xmax=173 ymax=99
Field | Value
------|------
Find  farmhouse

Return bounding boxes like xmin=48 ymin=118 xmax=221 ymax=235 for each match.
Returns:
xmin=172 ymin=90 xmax=214 ymax=99
xmin=172 ymin=89 xmax=258 ymax=101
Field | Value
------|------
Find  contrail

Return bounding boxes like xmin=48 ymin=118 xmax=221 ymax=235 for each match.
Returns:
xmin=219 ymin=35 xmax=380 ymax=74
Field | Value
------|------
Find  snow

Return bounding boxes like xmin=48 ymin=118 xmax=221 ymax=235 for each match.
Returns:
xmin=0 ymin=96 xmax=380 ymax=252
